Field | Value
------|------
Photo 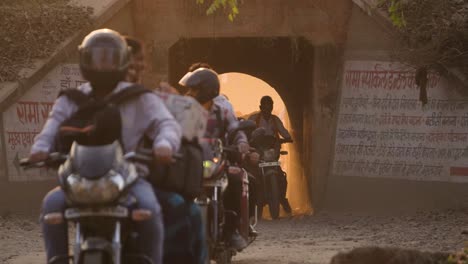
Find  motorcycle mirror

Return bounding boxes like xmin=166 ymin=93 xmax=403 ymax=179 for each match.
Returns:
xmin=280 ymin=151 xmax=288 ymax=155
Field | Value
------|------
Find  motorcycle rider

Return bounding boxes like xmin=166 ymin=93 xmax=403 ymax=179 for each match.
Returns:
xmin=28 ymin=29 xmax=182 ymax=264
xmin=125 ymin=36 xmax=207 ymax=264
xmin=248 ymin=95 xmax=293 ymax=214
xmin=124 ymin=35 xmax=145 ymax=84
xmin=179 ymin=65 xmax=250 ymax=250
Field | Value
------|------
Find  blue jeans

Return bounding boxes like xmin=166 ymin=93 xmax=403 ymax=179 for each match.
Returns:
xmin=41 ymin=178 xmax=163 ymax=264
xmin=156 ymin=190 xmax=207 ymax=264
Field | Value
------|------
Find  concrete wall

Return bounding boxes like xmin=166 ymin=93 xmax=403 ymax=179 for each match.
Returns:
xmin=325 ymin=5 xmax=468 ymax=212
xmin=131 ymin=0 xmax=353 ymax=83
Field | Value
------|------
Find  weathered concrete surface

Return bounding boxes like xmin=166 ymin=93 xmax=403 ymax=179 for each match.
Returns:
xmin=325 ymin=5 xmax=468 ymax=211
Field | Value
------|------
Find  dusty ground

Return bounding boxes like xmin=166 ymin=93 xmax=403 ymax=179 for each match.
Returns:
xmin=1 ymin=209 xmax=467 ymax=264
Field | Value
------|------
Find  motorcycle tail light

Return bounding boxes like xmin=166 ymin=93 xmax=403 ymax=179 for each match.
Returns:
xmin=132 ymin=209 xmax=152 ymax=221
xmin=43 ymin=212 xmax=64 ymax=225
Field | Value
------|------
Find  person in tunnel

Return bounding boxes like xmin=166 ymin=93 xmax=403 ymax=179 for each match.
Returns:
xmin=179 ymin=65 xmax=251 ymax=250
xmin=124 ymin=36 xmax=207 ymax=264
xmin=248 ymin=95 xmax=293 ymax=214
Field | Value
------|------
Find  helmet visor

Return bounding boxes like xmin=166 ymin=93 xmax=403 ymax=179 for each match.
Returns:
xmin=80 ymin=46 xmax=128 ymax=72
xmin=178 ymin=71 xmax=194 ymax=87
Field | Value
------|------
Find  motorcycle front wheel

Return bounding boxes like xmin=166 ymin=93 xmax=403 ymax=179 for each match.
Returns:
xmin=81 ymin=251 xmax=108 ymax=264
xmin=266 ymin=172 xmax=280 ymax=219
xmin=215 ymin=249 xmax=232 ymax=264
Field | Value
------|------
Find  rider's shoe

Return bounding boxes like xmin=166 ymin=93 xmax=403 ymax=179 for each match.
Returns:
xmin=281 ymin=198 xmax=292 ymax=214
xmin=249 ymin=225 xmax=258 ymax=237
xmin=229 ymin=230 xmax=248 ymax=251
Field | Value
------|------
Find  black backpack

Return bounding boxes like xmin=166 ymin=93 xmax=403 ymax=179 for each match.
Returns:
xmin=55 ymin=84 xmax=152 ymax=153
xmin=147 ymin=138 xmax=204 ymax=200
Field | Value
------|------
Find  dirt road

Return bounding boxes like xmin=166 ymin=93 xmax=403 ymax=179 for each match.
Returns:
xmin=2 ymin=209 xmax=467 ymax=264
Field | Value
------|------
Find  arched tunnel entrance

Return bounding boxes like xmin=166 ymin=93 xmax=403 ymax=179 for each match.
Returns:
xmin=168 ymin=37 xmax=315 ymax=213
xmin=219 ymin=72 xmax=312 ymax=215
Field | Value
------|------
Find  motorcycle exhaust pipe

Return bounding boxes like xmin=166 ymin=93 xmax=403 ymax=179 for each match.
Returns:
xmin=252 ymin=205 xmax=258 ymax=228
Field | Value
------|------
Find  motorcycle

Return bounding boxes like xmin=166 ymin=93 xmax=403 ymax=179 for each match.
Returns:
xmin=20 ymin=141 xmax=156 ymax=264
xmin=251 ymin=134 xmax=292 ymax=219
xmin=195 ymin=120 xmax=257 ymax=264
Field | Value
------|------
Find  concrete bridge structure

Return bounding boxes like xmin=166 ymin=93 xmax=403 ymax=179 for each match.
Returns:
xmin=0 ymin=0 xmax=466 ymax=214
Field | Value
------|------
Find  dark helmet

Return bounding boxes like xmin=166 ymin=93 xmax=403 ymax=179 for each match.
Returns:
xmin=78 ymin=29 xmax=130 ymax=87
xmin=179 ymin=68 xmax=220 ymax=104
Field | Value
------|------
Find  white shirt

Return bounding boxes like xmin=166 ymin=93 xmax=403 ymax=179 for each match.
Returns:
xmin=31 ymin=82 xmax=182 ymax=154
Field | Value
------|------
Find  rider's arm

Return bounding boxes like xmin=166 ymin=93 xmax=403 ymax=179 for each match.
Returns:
xmin=247 ymin=113 xmax=258 ymax=121
xmin=31 ymin=96 xmax=77 ymax=154
xmin=225 ymin=106 xmax=248 ymax=146
xmin=141 ymin=93 xmax=182 ymax=152
xmin=273 ymin=116 xmax=292 ymax=140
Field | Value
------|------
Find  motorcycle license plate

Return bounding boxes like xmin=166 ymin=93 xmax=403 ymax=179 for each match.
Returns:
xmin=259 ymin=161 xmax=280 ymax=168
xmin=65 ymin=206 xmax=128 ymax=220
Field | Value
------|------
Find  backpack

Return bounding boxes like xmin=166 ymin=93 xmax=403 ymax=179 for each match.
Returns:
xmin=140 ymin=93 xmax=207 ymax=200
xmin=55 ymin=84 xmax=152 ymax=154
xmin=147 ymin=138 xmax=204 ymax=200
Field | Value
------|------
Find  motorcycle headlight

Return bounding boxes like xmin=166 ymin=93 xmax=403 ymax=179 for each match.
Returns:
xmin=263 ymin=149 xmax=276 ymax=162
xmin=203 ymin=160 xmax=215 ymax=179
xmin=66 ymin=170 xmax=125 ymax=204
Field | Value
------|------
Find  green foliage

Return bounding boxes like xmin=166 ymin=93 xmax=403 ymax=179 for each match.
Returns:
xmin=379 ymin=0 xmax=468 ymax=89
xmin=446 ymin=245 xmax=467 ymax=264
xmin=196 ymin=0 xmax=239 ymax=21
xmin=388 ymin=0 xmax=406 ymax=28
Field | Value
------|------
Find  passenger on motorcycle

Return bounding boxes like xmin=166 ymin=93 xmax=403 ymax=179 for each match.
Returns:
xmin=125 ymin=36 xmax=207 ymax=264
xmin=28 ymin=29 xmax=182 ymax=264
xmin=123 ymin=35 xmax=145 ymax=84
xmin=248 ymin=96 xmax=293 ymax=214
xmin=179 ymin=65 xmax=251 ymax=250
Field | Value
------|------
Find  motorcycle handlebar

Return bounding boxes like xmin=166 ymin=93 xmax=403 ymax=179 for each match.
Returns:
xmin=222 ymin=146 xmax=239 ymax=153
xmin=125 ymin=149 xmax=183 ymax=163
xmin=279 ymin=138 xmax=293 ymax=144
xmin=20 ymin=153 xmax=68 ymax=170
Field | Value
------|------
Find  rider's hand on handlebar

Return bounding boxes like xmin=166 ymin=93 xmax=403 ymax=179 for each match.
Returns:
xmin=238 ymin=142 xmax=250 ymax=154
xmin=28 ymin=151 xmax=49 ymax=163
xmin=153 ymin=145 xmax=173 ymax=164
xmin=247 ymin=152 xmax=260 ymax=165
